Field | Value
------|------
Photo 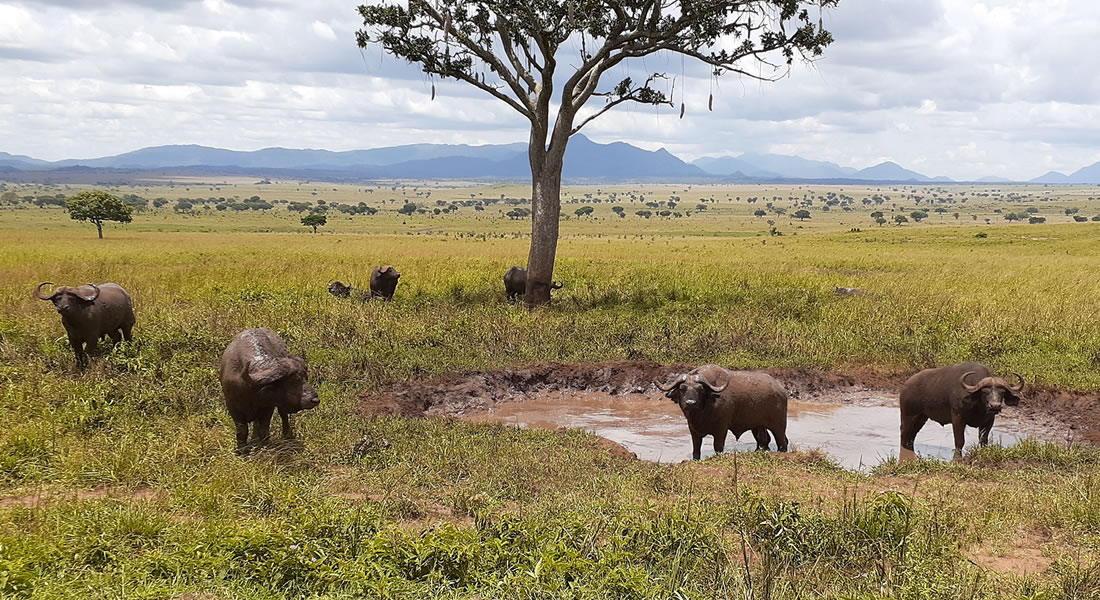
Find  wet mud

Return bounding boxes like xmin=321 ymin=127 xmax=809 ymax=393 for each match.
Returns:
xmin=359 ymin=361 xmax=1093 ymax=469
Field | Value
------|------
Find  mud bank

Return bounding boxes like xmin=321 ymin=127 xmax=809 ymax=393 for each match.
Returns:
xmin=359 ymin=361 xmax=1095 ymax=467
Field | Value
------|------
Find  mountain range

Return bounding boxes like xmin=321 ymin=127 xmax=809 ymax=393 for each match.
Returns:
xmin=3 ymin=137 xmax=1100 ymax=184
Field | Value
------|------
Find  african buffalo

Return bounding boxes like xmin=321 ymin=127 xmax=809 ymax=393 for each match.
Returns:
xmin=503 ymin=266 xmax=562 ymax=301
xmin=219 ymin=328 xmax=320 ymax=454
xmin=328 ymin=280 xmax=352 ymax=298
xmin=370 ymin=266 xmax=400 ymax=301
xmin=657 ymin=365 xmax=789 ymax=460
xmin=899 ymin=361 xmax=1025 ymax=456
xmin=36 ymin=282 xmax=135 ymax=367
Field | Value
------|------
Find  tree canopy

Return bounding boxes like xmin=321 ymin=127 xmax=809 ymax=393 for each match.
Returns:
xmin=302 ymin=213 xmax=327 ymax=233
xmin=66 ymin=190 xmax=133 ymax=239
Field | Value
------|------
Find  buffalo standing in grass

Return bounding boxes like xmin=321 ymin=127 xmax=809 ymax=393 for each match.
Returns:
xmin=219 ymin=328 xmax=320 ymax=454
xmin=370 ymin=266 xmax=401 ymax=301
xmin=899 ymin=362 xmax=1025 ymax=456
xmin=503 ymin=266 xmax=562 ymax=301
xmin=36 ymin=282 xmax=135 ymax=368
xmin=657 ymin=365 xmax=789 ymax=460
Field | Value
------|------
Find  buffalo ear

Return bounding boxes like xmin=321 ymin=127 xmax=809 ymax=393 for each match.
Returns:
xmin=247 ymin=358 xmax=298 ymax=387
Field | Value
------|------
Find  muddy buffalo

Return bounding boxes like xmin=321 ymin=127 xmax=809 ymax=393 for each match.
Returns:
xmin=370 ymin=266 xmax=400 ymax=301
xmin=36 ymin=282 xmax=135 ymax=367
xmin=503 ymin=266 xmax=562 ymax=301
xmin=899 ymin=362 xmax=1025 ymax=455
xmin=658 ymin=365 xmax=789 ymax=460
xmin=219 ymin=328 xmax=320 ymax=454
xmin=328 ymin=280 xmax=352 ymax=298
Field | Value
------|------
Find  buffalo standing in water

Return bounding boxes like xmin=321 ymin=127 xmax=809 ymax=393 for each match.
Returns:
xmin=658 ymin=365 xmax=789 ymax=460
xmin=36 ymin=282 xmax=135 ymax=367
xmin=219 ymin=328 xmax=320 ymax=454
xmin=899 ymin=361 xmax=1025 ymax=456
xmin=370 ymin=266 xmax=401 ymax=301
xmin=503 ymin=266 xmax=562 ymax=301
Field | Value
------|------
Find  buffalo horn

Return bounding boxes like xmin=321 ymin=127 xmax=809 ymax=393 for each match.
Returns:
xmin=551 ymin=281 xmax=563 ymax=290
xmin=695 ymin=373 xmax=728 ymax=393
xmin=35 ymin=282 xmax=57 ymax=300
xmin=959 ymin=371 xmax=984 ymax=393
xmin=81 ymin=284 xmax=100 ymax=302
xmin=1008 ymin=372 xmax=1026 ymax=393
xmin=657 ymin=373 xmax=687 ymax=392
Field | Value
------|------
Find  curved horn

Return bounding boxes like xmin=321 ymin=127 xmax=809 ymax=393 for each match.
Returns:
xmin=1008 ymin=372 xmax=1026 ymax=393
xmin=80 ymin=284 xmax=100 ymax=302
xmin=697 ymin=373 xmax=728 ymax=393
xmin=960 ymin=371 xmax=984 ymax=394
xmin=657 ymin=373 xmax=687 ymax=392
xmin=35 ymin=282 xmax=57 ymax=300
xmin=551 ymin=281 xmax=563 ymax=290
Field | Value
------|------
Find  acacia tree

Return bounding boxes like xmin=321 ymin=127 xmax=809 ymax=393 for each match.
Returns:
xmin=66 ymin=190 xmax=133 ymax=239
xmin=358 ymin=0 xmax=836 ymax=305
xmin=302 ymin=213 xmax=327 ymax=233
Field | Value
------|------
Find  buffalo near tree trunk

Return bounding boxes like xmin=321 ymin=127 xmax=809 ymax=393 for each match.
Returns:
xmin=503 ymin=266 xmax=562 ymax=301
xmin=657 ymin=364 xmax=789 ymax=460
xmin=369 ymin=265 xmax=401 ymax=301
xmin=899 ymin=361 xmax=1025 ymax=456
xmin=219 ymin=328 xmax=320 ymax=454
xmin=36 ymin=282 xmax=135 ymax=368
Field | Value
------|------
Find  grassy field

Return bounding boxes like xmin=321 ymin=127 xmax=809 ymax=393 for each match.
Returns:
xmin=3 ymin=180 xmax=1100 ymax=598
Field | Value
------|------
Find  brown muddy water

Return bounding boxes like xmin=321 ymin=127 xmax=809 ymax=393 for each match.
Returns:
xmin=462 ymin=389 xmax=1075 ymax=469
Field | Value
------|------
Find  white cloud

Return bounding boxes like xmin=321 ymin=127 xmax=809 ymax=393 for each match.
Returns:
xmin=0 ymin=0 xmax=1099 ymax=180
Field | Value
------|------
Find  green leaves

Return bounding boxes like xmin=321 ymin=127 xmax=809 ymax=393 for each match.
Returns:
xmin=65 ymin=190 xmax=133 ymax=238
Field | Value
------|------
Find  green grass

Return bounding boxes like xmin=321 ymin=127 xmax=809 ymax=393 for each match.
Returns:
xmin=3 ymin=181 xmax=1100 ymax=598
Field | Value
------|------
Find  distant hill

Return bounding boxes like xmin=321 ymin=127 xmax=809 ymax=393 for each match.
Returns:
xmin=853 ymin=161 xmax=936 ymax=182
xmin=691 ymin=156 xmax=778 ymax=178
xmin=1030 ymin=161 xmax=1100 ymax=184
xmin=976 ymin=175 xmax=1015 ymax=183
xmin=692 ymin=152 xmax=855 ymax=179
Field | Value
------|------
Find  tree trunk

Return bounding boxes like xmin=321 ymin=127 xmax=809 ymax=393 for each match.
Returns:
xmin=525 ymin=157 xmax=564 ymax=307
xmin=96 ymin=221 xmax=103 ymax=239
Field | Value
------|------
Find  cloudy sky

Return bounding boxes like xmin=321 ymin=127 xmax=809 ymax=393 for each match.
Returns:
xmin=1 ymin=0 xmax=1098 ymax=180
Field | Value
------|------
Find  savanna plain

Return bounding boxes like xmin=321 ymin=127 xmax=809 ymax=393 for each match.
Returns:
xmin=3 ymin=178 xmax=1100 ymax=598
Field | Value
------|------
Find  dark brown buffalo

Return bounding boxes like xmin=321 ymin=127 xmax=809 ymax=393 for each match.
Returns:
xmin=899 ymin=362 xmax=1025 ymax=455
xmin=657 ymin=364 xmax=789 ymax=460
xmin=219 ymin=328 xmax=320 ymax=454
xmin=503 ymin=266 xmax=562 ymax=301
xmin=370 ymin=266 xmax=401 ymax=301
xmin=328 ymin=280 xmax=352 ymax=298
xmin=36 ymin=282 xmax=135 ymax=367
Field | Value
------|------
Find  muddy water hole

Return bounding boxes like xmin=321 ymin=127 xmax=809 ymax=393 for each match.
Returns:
xmin=360 ymin=361 xmax=1097 ymax=469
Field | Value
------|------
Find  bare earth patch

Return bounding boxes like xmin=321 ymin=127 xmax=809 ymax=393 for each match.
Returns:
xmin=0 ymin=486 xmax=160 ymax=509
xmin=967 ymin=530 xmax=1054 ymax=575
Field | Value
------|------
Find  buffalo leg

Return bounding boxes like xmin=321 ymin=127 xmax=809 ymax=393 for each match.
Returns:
xmin=900 ymin=414 xmax=928 ymax=451
xmin=234 ymin=421 xmax=250 ymax=454
xmin=107 ymin=330 xmax=122 ymax=345
xmin=279 ymin=408 xmax=294 ymax=439
xmin=121 ymin=324 xmax=133 ymax=342
xmin=712 ymin=429 xmax=729 ymax=455
xmin=978 ymin=417 xmax=996 ymax=447
xmin=768 ymin=425 xmax=789 ymax=452
xmin=251 ymin=407 xmax=275 ymax=447
xmin=751 ymin=428 xmax=771 ymax=451
xmin=951 ymin=416 xmax=967 ymax=457
xmin=691 ymin=431 xmax=703 ymax=460
xmin=68 ymin=335 xmax=87 ymax=368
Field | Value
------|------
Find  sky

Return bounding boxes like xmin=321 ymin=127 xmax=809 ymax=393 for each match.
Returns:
xmin=1 ymin=0 xmax=1098 ymax=180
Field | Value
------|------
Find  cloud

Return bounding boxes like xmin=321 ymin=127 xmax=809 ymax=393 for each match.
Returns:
xmin=0 ymin=0 xmax=1098 ymax=180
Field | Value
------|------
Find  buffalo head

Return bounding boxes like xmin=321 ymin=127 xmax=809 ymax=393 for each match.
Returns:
xmin=657 ymin=372 xmax=728 ymax=409
xmin=328 ymin=281 xmax=351 ymax=298
xmin=960 ymin=371 xmax=1025 ymax=414
xmin=36 ymin=282 xmax=99 ymax=316
xmin=246 ymin=354 xmax=320 ymax=413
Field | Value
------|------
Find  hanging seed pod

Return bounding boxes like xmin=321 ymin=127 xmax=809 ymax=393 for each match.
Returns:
xmin=568 ymin=1 xmax=574 ymax=26
xmin=679 ymin=102 xmax=685 ymax=119
xmin=443 ymin=11 xmax=451 ymax=44
xmin=708 ymin=93 xmax=713 ymax=111
xmin=431 ymin=83 xmax=436 ymax=101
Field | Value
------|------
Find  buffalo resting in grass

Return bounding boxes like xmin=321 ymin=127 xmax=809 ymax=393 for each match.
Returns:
xmin=328 ymin=280 xmax=352 ymax=298
xmin=36 ymin=282 xmax=135 ymax=368
xmin=503 ymin=266 xmax=562 ymax=301
xmin=219 ymin=328 xmax=320 ymax=454
xmin=657 ymin=365 xmax=789 ymax=460
xmin=370 ymin=265 xmax=401 ymax=301
xmin=899 ymin=361 xmax=1025 ymax=456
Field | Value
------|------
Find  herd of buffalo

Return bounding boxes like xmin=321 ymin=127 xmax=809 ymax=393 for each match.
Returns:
xmin=35 ymin=272 xmax=1028 ymax=459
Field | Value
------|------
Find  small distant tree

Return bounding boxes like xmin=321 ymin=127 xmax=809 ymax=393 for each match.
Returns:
xmin=910 ymin=210 xmax=928 ymax=222
xmin=66 ymin=190 xmax=133 ymax=239
xmin=754 ymin=209 xmax=767 ymax=217
xmin=1092 ymin=215 xmax=1100 ymax=222
xmin=875 ymin=216 xmax=887 ymax=226
xmin=894 ymin=214 xmax=909 ymax=225
xmin=870 ymin=211 xmax=884 ymax=219
xmin=953 ymin=212 xmax=960 ymax=220
xmin=1028 ymin=216 xmax=1046 ymax=224
xmin=611 ymin=206 xmax=625 ymax=218
xmin=793 ymin=209 xmax=811 ymax=221
xmin=301 ymin=213 xmax=327 ymax=233
xmin=398 ymin=202 xmax=418 ymax=215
